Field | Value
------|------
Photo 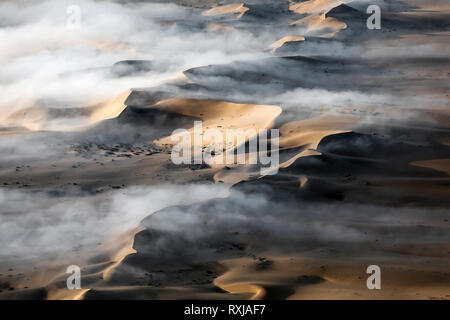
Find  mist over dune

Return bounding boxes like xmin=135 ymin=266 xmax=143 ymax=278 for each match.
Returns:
xmin=0 ymin=0 xmax=449 ymax=300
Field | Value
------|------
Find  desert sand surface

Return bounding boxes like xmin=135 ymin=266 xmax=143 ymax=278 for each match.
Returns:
xmin=0 ymin=0 xmax=449 ymax=300
xmin=203 ymin=4 xmax=250 ymax=18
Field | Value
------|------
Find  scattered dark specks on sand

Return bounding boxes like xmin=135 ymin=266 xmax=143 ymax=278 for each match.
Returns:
xmin=256 ymin=258 xmax=273 ymax=270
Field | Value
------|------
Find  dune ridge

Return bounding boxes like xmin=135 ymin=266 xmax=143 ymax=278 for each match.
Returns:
xmin=289 ymin=0 xmax=350 ymax=37
xmin=269 ymin=36 xmax=305 ymax=52
xmin=203 ymin=4 xmax=249 ymax=18
xmin=3 ymin=90 xmax=131 ymax=131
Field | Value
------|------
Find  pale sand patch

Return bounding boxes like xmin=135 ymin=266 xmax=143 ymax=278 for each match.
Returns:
xmin=102 ymin=227 xmax=145 ymax=282
xmin=153 ymin=98 xmax=281 ymax=160
xmin=46 ymin=226 xmax=144 ymax=300
xmin=291 ymin=14 xmax=347 ymax=37
xmin=5 ymin=107 xmax=51 ymax=131
xmin=289 ymin=0 xmax=346 ymax=15
xmin=38 ymin=226 xmax=142 ymax=300
xmin=289 ymin=0 xmax=349 ymax=37
xmin=411 ymin=159 xmax=450 ymax=175
xmin=146 ymin=98 xmax=281 ymax=185
xmin=4 ymin=90 xmax=131 ymax=131
xmin=90 ymin=89 xmax=131 ymax=122
xmin=269 ymin=36 xmax=305 ymax=52
xmin=213 ymin=115 xmax=356 ymax=185
xmin=299 ymin=175 xmax=308 ymax=188
xmin=213 ymin=257 xmax=273 ymax=300
xmin=203 ymin=4 xmax=249 ymax=18
xmin=277 ymin=114 xmax=357 ymax=167
xmin=279 ymin=114 xmax=357 ymax=149
xmin=214 ymin=254 xmax=450 ymax=300
xmin=213 ymin=165 xmax=256 ymax=185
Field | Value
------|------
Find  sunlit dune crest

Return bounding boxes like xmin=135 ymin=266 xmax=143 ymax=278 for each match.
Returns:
xmin=203 ymin=4 xmax=249 ymax=18
xmin=91 ymin=89 xmax=131 ymax=122
xmin=153 ymin=98 xmax=281 ymax=155
xmin=290 ymin=0 xmax=347 ymax=15
xmin=102 ymin=227 xmax=145 ymax=282
xmin=279 ymin=114 xmax=356 ymax=149
xmin=291 ymin=14 xmax=347 ymax=37
xmin=213 ymin=258 xmax=268 ymax=300
xmin=299 ymin=176 xmax=308 ymax=188
xmin=3 ymin=90 xmax=131 ymax=131
xmin=212 ymin=114 xmax=355 ymax=185
xmin=411 ymin=159 xmax=450 ymax=175
xmin=289 ymin=0 xmax=349 ymax=36
xmin=45 ymin=227 xmax=142 ymax=300
xmin=6 ymin=107 xmax=54 ymax=131
xmin=276 ymin=115 xmax=356 ymax=167
xmin=269 ymin=36 xmax=305 ymax=52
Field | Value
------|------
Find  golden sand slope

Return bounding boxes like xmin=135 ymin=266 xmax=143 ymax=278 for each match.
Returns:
xmin=153 ymin=98 xmax=282 ymax=156
xmin=214 ymin=114 xmax=356 ymax=184
xmin=269 ymin=36 xmax=305 ymax=52
xmin=290 ymin=0 xmax=345 ymax=14
xmin=90 ymin=89 xmax=131 ymax=122
xmin=215 ymin=253 xmax=450 ymax=300
xmin=279 ymin=114 xmax=356 ymax=149
xmin=203 ymin=4 xmax=249 ymax=18
xmin=289 ymin=0 xmax=349 ymax=37
xmin=411 ymin=159 xmax=450 ymax=175
xmin=4 ymin=90 xmax=131 ymax=131
xmin=45 ymin=226 xmax=144 ymax=300
xmin=278 ymin=114 xmax=356 ymax=167
xmin=6 ymin=107 xmax=55 ymax=131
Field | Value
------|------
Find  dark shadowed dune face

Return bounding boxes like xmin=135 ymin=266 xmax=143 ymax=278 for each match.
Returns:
xmin=0 ymin=0 xmax=449 ymax=300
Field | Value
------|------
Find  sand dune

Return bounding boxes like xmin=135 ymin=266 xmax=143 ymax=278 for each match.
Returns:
xmin=213 ymin=114 xmax=355 ymax=184
xmin=214 ymin=256 xmax=384 ymax=300
xmin=153 ymin=98 xmax=281 ymax=165
xmin=279 ymin=114 xmax=356 ymax=149
xmin=291 ymin=14 xmax=347 ymax=38
xmin=46 ymin=226 xmax=144 ymax=300
xmin=5 ymin=105 xmax=93 ymax=131
xmin=289 ymin=0 xmax=346 ymax=15
xmin=269 ymin=36 xmax=305 ymax=52
xmin=6 ymin=107 xmax=54 ymax=131
xmin=90 ymin=90 xmax=131 ymax=123
xmin=277 ymin=115 xmax=356 ymax=167
xmin=411 ymin=159 xmax=450 ymax=175
xmin=203 ymin=4 xmax=249 ymax=18
xmin=4 ymin=90 xmax=131 ymax=131
xmin=289 ymin=0 xmax=349 ymax=37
